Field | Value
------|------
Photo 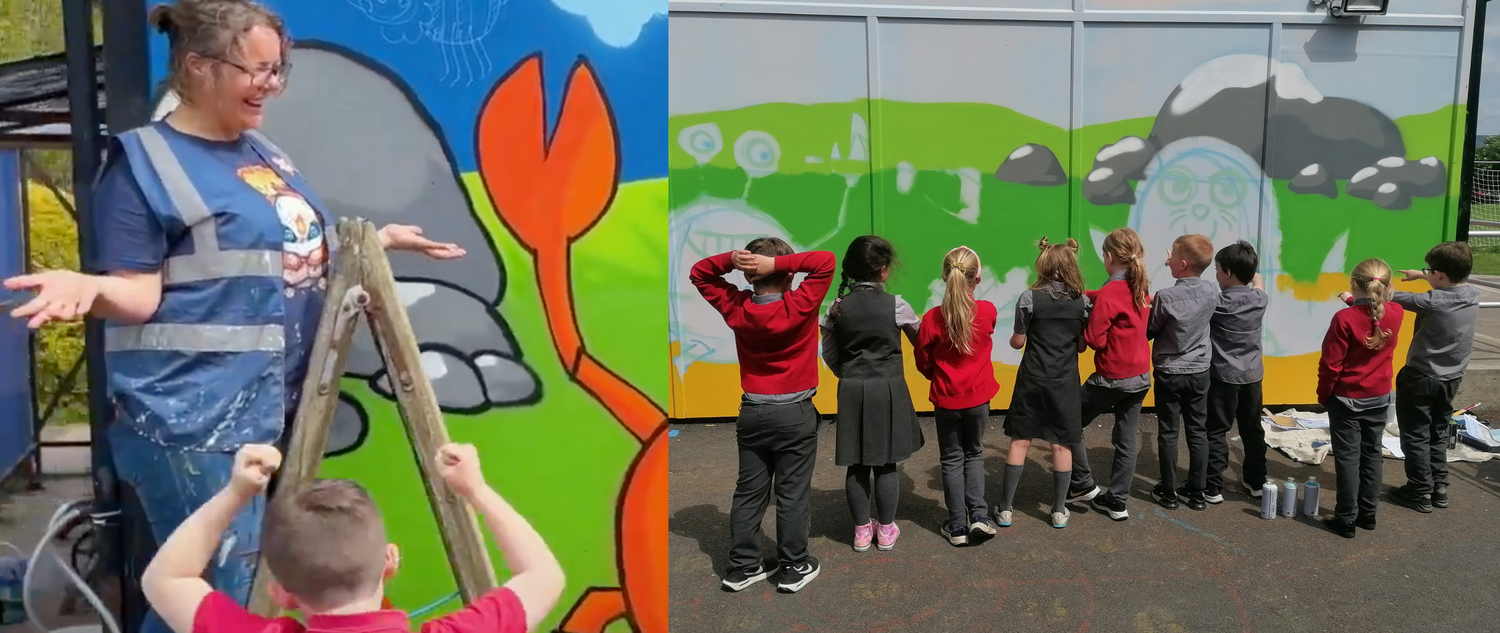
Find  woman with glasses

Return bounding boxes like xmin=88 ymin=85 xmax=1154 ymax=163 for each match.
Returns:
xmin=1 ymin=1 xmax=463 ymax=629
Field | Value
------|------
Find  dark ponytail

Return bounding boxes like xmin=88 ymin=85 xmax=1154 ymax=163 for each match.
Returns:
xmin=828 ymin=235 xmax=896 ymax=321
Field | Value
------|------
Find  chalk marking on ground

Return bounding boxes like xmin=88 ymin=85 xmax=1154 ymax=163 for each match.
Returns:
xmin=1151 ymin=507 xmax=1246 ymax=555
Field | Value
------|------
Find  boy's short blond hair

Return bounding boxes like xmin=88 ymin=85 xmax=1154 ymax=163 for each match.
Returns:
xmin=262 ymin=479 xmax=388 ymax=610
xmin=1173 ymin=234 xmax=1214 ymax=275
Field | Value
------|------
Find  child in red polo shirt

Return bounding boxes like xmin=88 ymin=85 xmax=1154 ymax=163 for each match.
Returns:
xmin=1319 ymin=258 xmax=1404 ymax=538
xmin=1068 ymin=227 xmax=1153 ymax=521
xmin=142 ymin=443 xmax=563 ymax=633
xmin=914 ymin=245 xmax=1001 ymax=546
xmin=691 ymin=239 xmax=836 ymax=593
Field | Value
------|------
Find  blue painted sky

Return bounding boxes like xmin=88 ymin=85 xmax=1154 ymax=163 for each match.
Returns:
xmin=146 ymin=0 xmax=666 ymax=182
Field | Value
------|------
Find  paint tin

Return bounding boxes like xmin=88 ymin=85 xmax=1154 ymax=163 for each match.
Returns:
xmin=1261 ymin=481 xmax=1279 ymax=520
xmin=0 ymin=555 xmax=25 ymax=626
xmin=1303 ymin=477 xmax=1320 ymax=517
xmin=1280 ymin=477 xmax=1297 ymax=517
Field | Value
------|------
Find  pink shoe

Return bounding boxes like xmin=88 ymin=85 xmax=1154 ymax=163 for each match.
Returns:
xmin=876 ymin=522 xmax=900 ymax=551
xmin=853 ymin=523 xmax=874 ymax=552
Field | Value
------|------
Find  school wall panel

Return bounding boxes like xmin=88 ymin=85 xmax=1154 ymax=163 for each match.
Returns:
xmin=667 ymin=0 xmax=1475 ymax=418
xmin=669 ymin=14 xmax=876 ymax=418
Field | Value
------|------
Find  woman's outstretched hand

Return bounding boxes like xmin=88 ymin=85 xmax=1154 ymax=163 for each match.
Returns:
xmin=379 ymin=224 xmax=467 ymax=260
xmin=3 ymin=271 xmax=99 ymax=329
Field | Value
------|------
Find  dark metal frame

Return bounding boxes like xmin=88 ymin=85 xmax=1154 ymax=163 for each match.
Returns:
xmin=1458 ymin=0 xmax=1490 ymax=243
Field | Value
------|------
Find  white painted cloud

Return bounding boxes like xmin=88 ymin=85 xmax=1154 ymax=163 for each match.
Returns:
xmin=551 ymin=0 xmax=663 ymax=48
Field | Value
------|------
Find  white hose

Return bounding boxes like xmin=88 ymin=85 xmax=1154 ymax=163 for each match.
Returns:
xmin=17 ymin=501 xmax=119 ymax=633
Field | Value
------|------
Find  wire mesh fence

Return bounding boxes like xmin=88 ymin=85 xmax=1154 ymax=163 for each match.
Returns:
xmin=1472 ymin=161 xmax=1500 ymax=249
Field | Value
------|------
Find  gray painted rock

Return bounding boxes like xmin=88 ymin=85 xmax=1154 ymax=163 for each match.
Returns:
xmin=1373 ymin=182 xmax=1410 ymax=210
xmin=1390 ymin=156 xmax=1447 ymax=198
xmin=1289 ymin=163 xmax=1337 ymax=198
xmin=1093 ymin=136 xmax=1156 ymax=181
xmin=995 ymin=143 xmax=1066 ymax=186
xmin=260 ymin=44 xmax=540 ymax=412
xmin=1083 ymin=164 xmax=1136 ymax=206
xmin=1147 ymin=55 xmax=1406 ymax=181
xmin=1346 ymin=159 xmax=1413 ymax=210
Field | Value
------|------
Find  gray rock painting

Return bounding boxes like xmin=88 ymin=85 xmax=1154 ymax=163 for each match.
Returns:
xmin=994 ymin=143 xmax=1066 ymax=186
xmin=253 ymin=44 xmax=541 ymax=455
xmin=1052 ymin=53 xmax=1446 ymax=209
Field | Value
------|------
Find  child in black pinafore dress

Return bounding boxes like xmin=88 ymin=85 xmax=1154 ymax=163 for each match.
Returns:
xmin=1001 ymin=238 xmax=1091 ymax=529
xmin=820 ymin=236 xmax=923 ymax=553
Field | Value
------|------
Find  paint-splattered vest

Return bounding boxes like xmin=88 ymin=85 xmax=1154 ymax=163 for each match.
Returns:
xmin=105 ymin=124 xmax=335 ymax=452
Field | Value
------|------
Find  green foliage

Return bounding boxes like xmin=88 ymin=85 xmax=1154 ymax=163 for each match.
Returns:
xmin=1476 ymin=136 xmax=1500 ymax=164
xmin=26 ymin=181 xmax=89 ymax=425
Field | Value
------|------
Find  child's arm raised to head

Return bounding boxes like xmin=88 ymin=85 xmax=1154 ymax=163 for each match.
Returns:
xmin=780 ymin=251 xmax=837 ymax=314
xmin=689 ymin=252 xmax=752 ymax=318
xmin=433 ymin=444 xmax=564 ymax=633
xmin=142 ymin=445 xmax=282 ymax=633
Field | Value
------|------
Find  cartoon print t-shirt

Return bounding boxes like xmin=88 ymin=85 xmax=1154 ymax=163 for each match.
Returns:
xmin=97 ymin=122 xmax=330 ymax=422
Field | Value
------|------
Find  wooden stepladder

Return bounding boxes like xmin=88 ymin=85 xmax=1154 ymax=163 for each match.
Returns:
xmin=246 ymin=218 xmax=497 ymax=618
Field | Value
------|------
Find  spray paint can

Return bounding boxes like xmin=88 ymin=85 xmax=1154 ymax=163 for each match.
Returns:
xmin=1280 ymin=477 xmax=1298 ymax=517
xmin=1302 ymin=476 xmax=1321 ymax=517
xmin=1261 ymin=480 xmax=1279 ymax=520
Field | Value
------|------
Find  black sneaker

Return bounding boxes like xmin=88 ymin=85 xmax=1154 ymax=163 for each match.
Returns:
xmin=941 ymin=521 xmax=969 ymax=547
xmin=1432 ymin=484 xmax=1449 ymax=509
xmin=1389 ymin=485 xmax=1433 ymax=514
xmin=1091 ymin=493 xmax=1130 ymax=521
xmin=1322 ymin=517 xmax=1356 ymax=538
xmin=777 ymin=557 xmax=820 ymax=593
xmin=1176 ymin=486 xmax=1207 ymax=511
xmin=1151 ymin=484 xmax=1179 ymax=510
xmin=1202 ymin=488 xmax=1224 ymax=505
xmin=1242 ymin=481 xmax=1263 ymax=498
xmin=722 ymin=564 xmax=770 ymax=592
xmin=1355 ymin=514 xmax=1376 ymax=531
xmin=1067 ymin=485 xmax=1101 ymax=504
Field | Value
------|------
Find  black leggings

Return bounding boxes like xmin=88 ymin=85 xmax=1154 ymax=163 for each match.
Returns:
xmin=846 ymin=464 xmax=899 ymax=525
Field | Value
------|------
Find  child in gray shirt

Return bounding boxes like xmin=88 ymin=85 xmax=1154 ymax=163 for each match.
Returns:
xmin=1147 ymin=234 xmax=1220 ymax=511
xmin=1351 ymin=242 xmax=1481 ymax=513
xmin=1205 ymin=241 xmax=1268 ymax=503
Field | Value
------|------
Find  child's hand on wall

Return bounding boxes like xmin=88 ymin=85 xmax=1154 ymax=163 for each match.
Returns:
xmin=437 ymin=443 xmax=486 ymax=498
xmin=230 ymin=444 xmax=281 ymax=498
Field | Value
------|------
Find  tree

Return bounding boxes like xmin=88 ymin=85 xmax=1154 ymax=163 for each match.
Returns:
xmin=1477 ymin=135 xmax=1500 ymax=163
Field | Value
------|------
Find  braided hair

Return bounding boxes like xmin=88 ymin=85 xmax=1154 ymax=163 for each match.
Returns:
xmin=828 ymin=235 xmax=896 ymax=320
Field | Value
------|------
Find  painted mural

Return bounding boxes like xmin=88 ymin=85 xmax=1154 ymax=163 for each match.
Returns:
xmin=668 ymin=15 xmax=1464 ymax=418
xmin=147 ymin=1 xmax=667 ymax=631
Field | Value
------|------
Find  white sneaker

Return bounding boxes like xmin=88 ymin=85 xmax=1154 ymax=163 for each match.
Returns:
xmin=1204 ymin=491 xmax=1225 ymax=504
xmin=1243 ymin=482 xmax=1262 ymax=498
xmin=1051 ymin=508 xmax=1070 ymax=528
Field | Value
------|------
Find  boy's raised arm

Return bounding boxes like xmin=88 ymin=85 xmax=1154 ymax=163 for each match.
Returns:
xmin=142 ymin=445 xmax=282 ymax=633
xmin=689 ymin=252 xmax=749 ymax=317
xmin=781 ymin=251 xmax=836 ymax=314
xmin=435 ymin=444 xmax=564 ymax=633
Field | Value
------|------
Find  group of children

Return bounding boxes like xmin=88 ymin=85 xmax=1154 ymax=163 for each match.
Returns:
xmin=135 ymin=442 xmax=565 ymax=633
xmin=692 ymin=228 xmax=1480 ymax=594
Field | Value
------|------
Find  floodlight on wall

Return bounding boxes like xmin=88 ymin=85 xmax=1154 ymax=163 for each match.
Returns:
xmin=1325 ymin=0 xmax=1389 ymax=18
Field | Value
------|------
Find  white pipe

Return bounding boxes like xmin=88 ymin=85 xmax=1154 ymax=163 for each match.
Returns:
xmin=20 ymin=502 xmax=119 ymax=633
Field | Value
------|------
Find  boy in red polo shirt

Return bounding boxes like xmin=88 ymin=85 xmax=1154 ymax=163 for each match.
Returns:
xmin=142 ymin=443 xmax=564 ymax=633
xmin=691 ymin=239 xmax=835 ymax=594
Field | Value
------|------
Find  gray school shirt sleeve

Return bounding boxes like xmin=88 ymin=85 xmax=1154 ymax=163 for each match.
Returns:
xmin=1014 ymin=289 xmax=1035 ymax=336
xmin=1396 ymin=285 xmax=1480 ymax=381
xmin=820 ymin=308 xmax=841 ymax=377
xmin=894 ymin=295 xmax=921 ymax=343
xmin=1390 ymin=290 xmax=1434 ymax=313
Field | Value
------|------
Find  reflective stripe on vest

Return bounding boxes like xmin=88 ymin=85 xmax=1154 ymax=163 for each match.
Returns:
xmin=105 ymin=126 xmax=286 ymax=354
xmin=135 ymin=126 xmax=282 ymax=285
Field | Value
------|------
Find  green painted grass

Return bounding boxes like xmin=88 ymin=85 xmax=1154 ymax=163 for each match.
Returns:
xmin=319 ymin=177 xmax=665 ymax=633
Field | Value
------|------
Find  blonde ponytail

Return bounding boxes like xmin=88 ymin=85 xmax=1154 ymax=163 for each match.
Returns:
xmin=940 ymin=246 xmax=981 ymax=355
xmin=1351 ymin=258 xmax=1395 ymax=350
xmin=1102 ymin=228 xmax=1150 ymax=309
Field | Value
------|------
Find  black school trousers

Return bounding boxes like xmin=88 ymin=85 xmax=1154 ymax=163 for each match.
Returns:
xmin=728 ymin=398 xmax=819 ymax=573
xmin=1395 ymin=367 xmax=1461 ymax=498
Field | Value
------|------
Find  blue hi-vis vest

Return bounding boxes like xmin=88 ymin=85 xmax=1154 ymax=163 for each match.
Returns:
xmin=105 ymin=124 xmax=336 ymax=452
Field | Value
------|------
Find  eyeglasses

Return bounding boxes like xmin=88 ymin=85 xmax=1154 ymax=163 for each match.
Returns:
xmin=1422 ymin=268 xmax=1437 ymax=275
xmin=210 ymin=56 xmax=291 ymax=89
